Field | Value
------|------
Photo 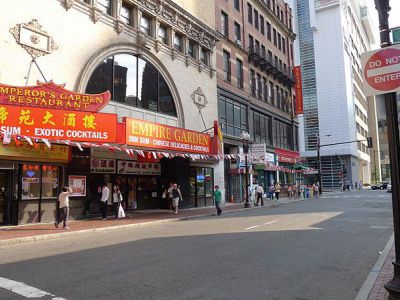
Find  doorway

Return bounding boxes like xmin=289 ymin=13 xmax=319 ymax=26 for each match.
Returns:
xmin=0 ymin=170 xmax=12 ymax=225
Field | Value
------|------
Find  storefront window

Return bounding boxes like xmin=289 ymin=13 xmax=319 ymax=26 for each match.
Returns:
xmin=190 ymin=167 xmax=214 ymax=207
xmin=86 ymin=54 xmax=176 ymax=117
xmin=41 ymin=165 xmax=59 ymax=199
xmin=22 ymin=164 xmax=41 ymax=199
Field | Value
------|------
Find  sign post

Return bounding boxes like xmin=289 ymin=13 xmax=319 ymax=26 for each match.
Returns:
xmin=393 ymin=26 xmax=400 ymax=44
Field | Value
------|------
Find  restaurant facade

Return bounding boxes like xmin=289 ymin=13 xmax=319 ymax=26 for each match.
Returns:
xmin=0 ymin=0 xmax=222 ymax=225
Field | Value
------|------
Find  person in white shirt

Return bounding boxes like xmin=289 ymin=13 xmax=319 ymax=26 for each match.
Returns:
xmin=255 ymin=184 xmax=264 ymax=206
xmin=112 ymin=185 xmax=123 ymax=219
xmin=100 ymin=184 xmax=110 ymax=220
xmin=54 ymin=186 xmax=72 ymax=230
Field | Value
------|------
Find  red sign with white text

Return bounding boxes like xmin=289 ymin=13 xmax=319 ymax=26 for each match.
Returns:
xmin=293 ymin=66 xmax=304 ymax=115
xmin=361 ymin=45 xmax=400 ymax=96
xmin=0 ymin=81 xmax=110 ymax=112
xmin=0 ymin=104 xmax=116 ymax=143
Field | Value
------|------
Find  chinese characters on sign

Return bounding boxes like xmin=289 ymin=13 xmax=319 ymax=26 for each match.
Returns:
xmin=124 ymin=118 xmax=211 ymax=154
xmin=293 ymin=66 xmax=304 ymax=115
xmin=0 ymin=104 xmax=117 ymax=142
xmin=90 ymin=158 xmax=116 ymax=173
xmin=117 ymin=160 xmax=161 ymax=175
xmin=0 ymin=81 xmax=110 ymax=112
xmin=0 ymin=141 xmax=69 ymax=161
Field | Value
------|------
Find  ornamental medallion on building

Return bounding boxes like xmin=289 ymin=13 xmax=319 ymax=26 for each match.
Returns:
xmin=9 ymin=19 xmax=58 ymax=58
xmin=191 ymin=87 xmax=207 ymax=110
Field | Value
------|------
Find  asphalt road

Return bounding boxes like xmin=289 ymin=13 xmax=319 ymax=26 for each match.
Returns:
xmin=0 ymin=190 xmax=394 ymax=300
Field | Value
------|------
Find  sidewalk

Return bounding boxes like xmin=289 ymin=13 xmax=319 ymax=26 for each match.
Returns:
xmin=0 ymin=197 xmax=302 ymax=246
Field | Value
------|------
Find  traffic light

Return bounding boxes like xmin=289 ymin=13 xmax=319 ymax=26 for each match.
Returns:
xmin=367 ymin=137 xmax=373 ymax=148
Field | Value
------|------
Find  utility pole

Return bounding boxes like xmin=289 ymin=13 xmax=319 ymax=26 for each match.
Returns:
xmin=374 ymin=0 xmax=400 ymax=298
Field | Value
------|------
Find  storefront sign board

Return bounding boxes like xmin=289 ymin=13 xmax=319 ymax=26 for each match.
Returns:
xmin=293 ymin=66 xmax=304 ymax=115
xmin=90 ymin=158 xmax=116 ymax=173
xmin=265 ymin=152 xmax=276 ymax=163
xmin=123 ymin=118 xmax=211 ymax=154
xmin=275 ymin=148 xmax=300 ymax=164
xmin=117 ymin=160 xmax=161 ymax=175
xmin=252 ymin=143 xmax=266 ymax=163
xmin=0 ymin=141 xmax=69 ymax=162
xmin=0 ymin=104 xmax=117 ymax=143
xmin=0 ymin=81 xmax=110 ymax=112
xmin=361 ymin=44 xmax=400 ymax=96
xmin=68 ymin=175 xmax=87 ymax=197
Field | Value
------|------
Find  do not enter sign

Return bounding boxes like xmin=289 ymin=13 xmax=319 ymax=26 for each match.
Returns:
xmin=361 ymin=44 xmax=400 ymax=96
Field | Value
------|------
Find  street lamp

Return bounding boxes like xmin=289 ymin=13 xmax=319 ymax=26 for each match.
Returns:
xmin=241 ymin=131 xmax=251 ymax=208
xmin=316 ymin=134 xmax=331 ymax=195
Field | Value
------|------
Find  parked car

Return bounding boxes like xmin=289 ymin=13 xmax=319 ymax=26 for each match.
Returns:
xmin=387 ymin=183 xmax=392 ymax=193
xmin=371 ymin=182 xmax=389 ymax=190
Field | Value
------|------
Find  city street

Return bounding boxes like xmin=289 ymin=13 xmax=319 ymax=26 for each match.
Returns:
xmin=0 ymin=190 xmax=393 ymax=300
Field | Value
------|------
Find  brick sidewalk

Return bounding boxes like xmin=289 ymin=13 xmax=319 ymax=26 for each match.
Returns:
xmin=368 ymin=246 xmax=395 ymax=300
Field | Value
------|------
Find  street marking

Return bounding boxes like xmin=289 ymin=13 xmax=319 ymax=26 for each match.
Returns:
xmin=370 ymin=225 xmax=391 ymax=229
xmin=263 ymin=221 xmax=277 ymax=225
xmin=0 ymin=277 xmax=66 ymax=299
xmin=245 ymin=225 xmax=261 ymax=230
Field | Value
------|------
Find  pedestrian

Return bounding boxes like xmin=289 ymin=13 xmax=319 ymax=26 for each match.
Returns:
xmin=275 ymin=182 xmax=281 ymax=200
xmin=359 ymin=180 xmax=363 ymax=190
xmin=112 ymin=185 xmax=123 ymax=219
xmin=255 ymin=184 xmax=264 ymax=206
xmin=54 ymin=186 xmax=72 ymax=230
xmin=313 ymin=183 xmax=319 ymax=198
xmin=288 ymin=185 xmax=293 ymax=198
xmin=100 ymin=184 xmax=110 ymax=220
xmin=172 ymin=183 xmax=182 ymax=215
xmin=168 ymin=182 xmax=174 ymax=213
xmin=248 ymin=185 xmax=253 ymax=203
xmin=269 ymin=183 xmax=275 ymax=201
xmin=300 ymin=184 xmax=305 ymax=199
xmin=214 ymin=185 xmax=222 ymax=216
xmin=355 ymin=181 xmax=358 ymax=190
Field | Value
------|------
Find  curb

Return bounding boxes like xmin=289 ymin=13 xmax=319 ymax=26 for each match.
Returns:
xmin=0 ymin=198 xmax=303 ymax=247
xmin=354 ymin=233 xmax=394 ymax=300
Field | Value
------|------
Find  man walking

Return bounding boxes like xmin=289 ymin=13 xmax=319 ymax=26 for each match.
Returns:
xmin=214 ymin=185 xmax=222 ymax=216
xmin=54 ymin=186 xmax=72 ymax=230
xmin=275 ymin=182 xmax=281 ymax=200
xmin=255 ymin=184 xmax=264 ymax=206
xmin=100 ymin=184 xmax=110 ymax=220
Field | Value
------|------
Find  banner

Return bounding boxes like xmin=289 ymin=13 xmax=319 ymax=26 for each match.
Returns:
xmin=117 ymin=160 xmax=161 ymax=175
xmin=293 ymin=66 xmax=304 ymax=115
xmin=90 ymin=158 xmax=116 ymax=173
xmin=252 ymin=143 xmax=266 ymax=163
xmin=0 ymin=104 xmax=117 ymax=143
xmin=123 ymin=118 xmax=211 ymax=154
xmin=0 ymin=81 xmax=110 ymax=112
xmin=0 ymin=141 xmax=69 ymax=162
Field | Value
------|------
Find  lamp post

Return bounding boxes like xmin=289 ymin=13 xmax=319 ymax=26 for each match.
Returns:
xmin=374 ymin=0 xmax=400 ymax=298
xmin=316 ymin=134 xmax=331 ymax=195
xmin=241 ymin=131 xmax=251 ymax=208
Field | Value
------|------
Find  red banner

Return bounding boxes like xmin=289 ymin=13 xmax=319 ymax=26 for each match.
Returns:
xmin=0 ymin=81 xmax=110 ymax=112
xmin=122 ymin=118 xmax=211 ymax=154
xmin=0 ymin=104 xmax=117 ymax=143
xmin=293 ymin=66 xmax=303 ymax=115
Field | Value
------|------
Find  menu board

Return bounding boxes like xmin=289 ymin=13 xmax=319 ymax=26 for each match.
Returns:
xmin=68 ymin=175 xmax=87 ymax=197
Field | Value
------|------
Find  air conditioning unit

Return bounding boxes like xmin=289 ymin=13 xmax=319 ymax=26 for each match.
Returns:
xmin=235 ymin=40 xmax=242 ymax=46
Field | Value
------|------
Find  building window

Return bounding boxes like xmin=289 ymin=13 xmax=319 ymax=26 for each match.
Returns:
xmin=263 ymin=77 xmax=268 ymax=101
xmin=276 ymin=85 xmax=280 ymax=108
xmin=140 ymin=15 xmax=151 ymax=36
xmin=236 ymin=59 xmax=243 ymax=88
xmin=223 ymin=51 xmax=231 ymax=82
xmin=250 ymin=69 xmax=256 ymax=96
xmin=86 ymin=54 xmax=176 ymax=116
xmin=268 ymin=50 xmax=273 ymax=62
xmin=218 ymin=95 xmax=248 ymax=137
xmin=273 ymin=28 xmax=277 ymax=46
xmin=255 ymin=40 xmax=260 ymax=53
xmin=158 ymin=25 xmax=168 ymax=44
xmin=269 ymin=81 xmax=274 ymax=104
xmin=248 ymin=3 xmax=253 ymax=23
xmin=252 ymin=111 xmax=272 ymax=144
xmin=290 ymin=43 xmax=293 ymax=60
xmin=278 ymin=33 xmax=281 ymax=50
xmin=260 ymin=16 xmax=265 ymax=34
xmin=97 ymin=0 xmax=112 ymax=15
xmin=282 ymin=37 xmax=286 ymax=54
xmin=257 ymin=74 xmax=262 ymax=99
xmin=22 ymin=165 xmax=59 ymax=200
xmin=274 ymin=55 xmax=278 ymax=67
xmin=221 ymin=11 xmax=229 ymax=37
xmin=267 ymin=22 xmax=271 ymax=40
xmin=261 ymin=45 xmax=266 ymax=58
xmin=280 ymin=88 xmax=285 ymax=110
xmin=201 ymin=48 xmax=209 ymax=66
xmin=254 ymin=9 xmax=259 ymax=29
xmin=174 ymin=33 xmax=183 ymax=52
xmin=234 ymin=0 xmax=240 ymax=11
xmin=279 ymin=59 xmax=283 ymax=71
xmin=188 ymin=40 xmax=195 ymax=59
xmin=120 ymin=4 xmax=132 ymax=25
xmin=234 ymin=22 xmax=241 ymax=44
xmin=249 ymin=34 xmax=254 ymax=50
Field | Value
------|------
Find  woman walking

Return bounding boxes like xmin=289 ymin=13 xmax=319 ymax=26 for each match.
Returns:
xmin=112 ymin=185 xmax=123 ymax=219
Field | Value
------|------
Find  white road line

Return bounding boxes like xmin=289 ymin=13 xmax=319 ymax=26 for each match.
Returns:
xmin=263 ymin=221 xmax=277 ymax=225
xmin=245 ymin=225 xmax=261 ymax=230
xmin=0 ymin=277 xmax=66 ymax=299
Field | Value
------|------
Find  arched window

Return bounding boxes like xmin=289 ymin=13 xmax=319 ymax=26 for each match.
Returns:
xmin=86 ymin=53 xmax=176 ymax=117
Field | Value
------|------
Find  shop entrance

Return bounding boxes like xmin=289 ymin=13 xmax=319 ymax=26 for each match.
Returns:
xmin=0 ymin=170 xmax=12 ymax=225
xmin=189 ymin=167 xmax=214 ymax=207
